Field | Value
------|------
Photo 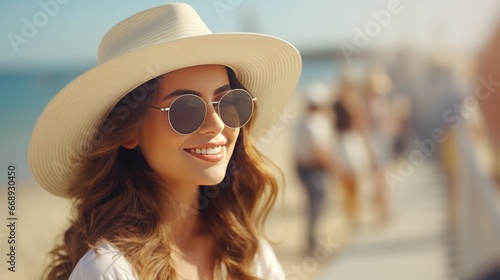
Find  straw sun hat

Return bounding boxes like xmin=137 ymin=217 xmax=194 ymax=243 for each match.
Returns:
xmin=29 ymin=3 xmax=301 ymax=197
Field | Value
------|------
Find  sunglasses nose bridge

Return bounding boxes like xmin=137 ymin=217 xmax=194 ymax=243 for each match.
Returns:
xmin=206 ymin=100 xmax=222 ymax=117
xmin=196 ymin=100 xmax=225 ymax=134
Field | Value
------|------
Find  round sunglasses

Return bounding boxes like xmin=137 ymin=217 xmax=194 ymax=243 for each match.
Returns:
xmin=150 ymin=89 xmax=257 ymax=135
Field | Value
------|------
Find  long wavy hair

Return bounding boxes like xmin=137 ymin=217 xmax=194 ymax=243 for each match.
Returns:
xmin=43 ymin=67 xmax=280 ymax=280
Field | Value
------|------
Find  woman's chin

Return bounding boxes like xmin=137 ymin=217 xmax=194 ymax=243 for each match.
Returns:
xmin=198 ymin=169 xmax=228 ymax=186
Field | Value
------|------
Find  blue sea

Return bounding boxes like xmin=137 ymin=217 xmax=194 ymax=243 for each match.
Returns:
xmin=0 ymin=58 xmax=341 ymax=183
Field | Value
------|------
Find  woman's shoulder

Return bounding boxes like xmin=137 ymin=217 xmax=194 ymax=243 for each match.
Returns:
xmin=253 ymin=238 xmax=286 ymax=280
xmin=69 ymin=242 xmax=137 ymax=280
xmin=69 ymin=239 xmax=284 ymax=279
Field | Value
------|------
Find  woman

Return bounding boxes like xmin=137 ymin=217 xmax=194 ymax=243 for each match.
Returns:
xmin=332 ymin=78 xmax=383 ymax=227
xmin=28 ymin=3 xmax=301 ymax=279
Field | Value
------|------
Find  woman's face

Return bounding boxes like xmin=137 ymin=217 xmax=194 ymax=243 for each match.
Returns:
xmin=128 ymin=65 xmax=240 ymax=188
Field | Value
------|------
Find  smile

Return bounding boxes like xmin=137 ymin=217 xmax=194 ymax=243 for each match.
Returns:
xmin=185 ymin=145 xmax=225 ymax=163
xmin=188 ymin=146 xmax=222 ymax=155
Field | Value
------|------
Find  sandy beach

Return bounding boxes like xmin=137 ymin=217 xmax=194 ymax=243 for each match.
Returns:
xmin=0 ymin=180 xmax=72 ymax=280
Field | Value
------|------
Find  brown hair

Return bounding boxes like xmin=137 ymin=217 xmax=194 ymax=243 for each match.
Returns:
xmin=43 ymin=68 xmax=279 ymax=280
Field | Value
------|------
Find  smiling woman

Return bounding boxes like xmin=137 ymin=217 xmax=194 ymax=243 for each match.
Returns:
xmin=28 ymin=2 xmax=301 ymax=280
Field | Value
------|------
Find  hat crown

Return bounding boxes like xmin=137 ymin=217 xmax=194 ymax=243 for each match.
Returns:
xmin=98 ymin=3 xmax=212 ymax=63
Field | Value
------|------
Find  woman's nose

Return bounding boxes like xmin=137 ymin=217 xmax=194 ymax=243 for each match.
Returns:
xmin=196 ymin=103 xmax=225 ymax=135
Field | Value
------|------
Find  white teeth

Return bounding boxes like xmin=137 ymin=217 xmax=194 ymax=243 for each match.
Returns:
xmin=189 ymin=146 xmax=222 ymax=155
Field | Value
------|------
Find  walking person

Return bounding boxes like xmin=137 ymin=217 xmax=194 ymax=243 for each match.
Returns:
xmin=293 ymin=82 xmax=338 ymax=255
xmin=332 ymin=78 xmax=383 ymax=228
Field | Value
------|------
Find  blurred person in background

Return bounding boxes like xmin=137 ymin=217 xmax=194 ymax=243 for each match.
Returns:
xmin=385 ymin=49 xmax=416 ymax=158
xmin=331 ymin=77 xmax=389 ymax=228
xmin=363 ymin=65 xmax=396 ymax=164
xmin=390 ymin=94 xmax=413 ymax=158
xmin=362 ymin=66 xmax=399 ymax=223
xmin=363 ymin=63 xmax=413 ymax=159
xmin=293 ymin=81 xmax=341 ymax=255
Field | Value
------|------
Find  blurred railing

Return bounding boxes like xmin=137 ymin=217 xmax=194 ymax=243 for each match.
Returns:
xmin=444 ymin=129 xmax=500 ymax=279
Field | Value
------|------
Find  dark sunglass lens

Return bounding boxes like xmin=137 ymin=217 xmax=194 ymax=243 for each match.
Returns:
xmin=219 ymin=89 xmax=253 ymax=128
xmin=169 ymin=95 xmax=206 ymax=134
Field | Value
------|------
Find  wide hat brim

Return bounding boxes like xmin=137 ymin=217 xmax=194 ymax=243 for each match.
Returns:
xmin=28 ymin=32 xmax=301 ymax=197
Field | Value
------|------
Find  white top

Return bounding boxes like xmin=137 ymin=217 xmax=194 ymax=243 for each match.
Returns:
xmin=69 ymin=239 xmax=285 ymax=280
xmin=293 ymin=111 xmax=335 ymax=167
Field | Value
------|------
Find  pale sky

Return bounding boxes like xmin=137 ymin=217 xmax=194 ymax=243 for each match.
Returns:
xmin=1 ymin=0 xmax=499 ymax=69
